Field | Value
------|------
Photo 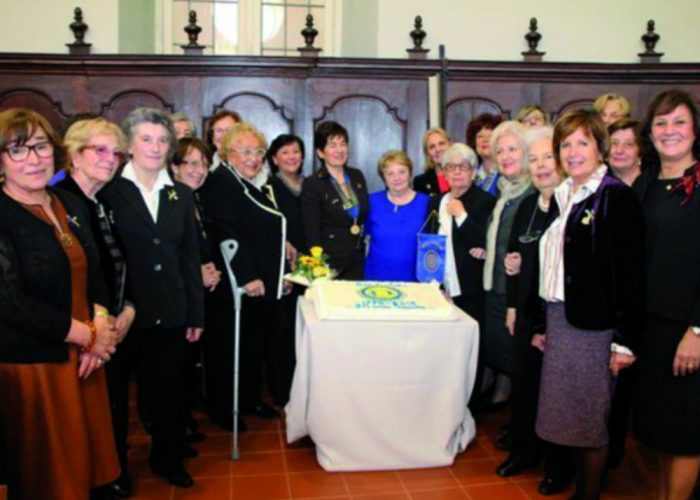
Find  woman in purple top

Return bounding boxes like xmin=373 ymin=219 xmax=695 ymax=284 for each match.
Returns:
xmin=364 ymin=150 xmax=429 ymax=281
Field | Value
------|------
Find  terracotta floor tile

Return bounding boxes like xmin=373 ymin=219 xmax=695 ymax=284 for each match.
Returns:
xmin=239 ymin=431 xmax=283 ymax=453
xmin=231 ymin=452 xmax=286 ymax=476
xmin=131 ymin=478 xmax=174 ymax=500
xmin=475 ymin=436 xmax=509 ymax=462
xmin=464 ymin=482 xmax=529 ymax=499
xmin=453 ymin=440 xmax=490 ymax=462
xmin=408 ymin=488 xmax=468 ymax=499
xmin=196 ymin=433 xmax=234 ymax=455
xmin=288 ymin=471 xmax=348 ymax=498
xmin=450 ymin=459 xmax=507 ymax=486
xmin=343 ymin=471 xmax=404 ymax=496
xmin=187 ymin=454 xmax=232 ymax=478
xmin=232 ymin=474 xmax=290 ymax=499
xmin=351 ymin=494 xmax=410 ymax=500
xmin=285 ymin=449 xmax=325 ymax=473
xmin=172 ymin=475 xmax=231 ymax=499
xmin=396 ymin=467 xmax=459 ymax=491
xmin=246 ymin=417 xmax=283 ymax=432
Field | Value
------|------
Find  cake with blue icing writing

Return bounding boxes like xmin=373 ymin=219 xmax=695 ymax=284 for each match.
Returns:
xmin=312 ymin=280 xmax=456 ymax=321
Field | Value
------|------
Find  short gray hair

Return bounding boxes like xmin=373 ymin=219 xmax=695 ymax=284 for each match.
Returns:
xmin=122 ymin=107 xmax=177 ymax=161
xmin=441 ymin=143 xmax=478 ymax=168
xmin=524 ymin=125 xmax=554 ymax=151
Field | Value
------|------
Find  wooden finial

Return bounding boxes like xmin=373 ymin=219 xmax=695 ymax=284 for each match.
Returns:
xmin=298 ymin=14 xmax=321 ymax=57
xmin=407 ymin=16 xmax=430 ymax=60
xmin=182 ymin=10 xmax=204 ymax=55
xmin=67 ymin=7 xmax=91 ymax=55
xmin=522 ymin=17 xmax=544 ymax=62
xmin=639 ymin=20 xmax=663 ymax=63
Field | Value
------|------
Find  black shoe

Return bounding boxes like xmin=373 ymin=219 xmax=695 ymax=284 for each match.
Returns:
xmin=538 ymin=476 xmax=570 ymax=495
xmin=181 ymin=445 xmax=199 ymax=459
xmin=150 ymin=460 xmax=194 ymax=488
xmin=496 ymin=458 xmax=538 ymax=478
xmin=109 ymin=472 xmax=132 ymax=498
xmin=186 ymin=430 xmax=206 ymax=443
xmin=494 ymin=432 xmax=512 ymax=451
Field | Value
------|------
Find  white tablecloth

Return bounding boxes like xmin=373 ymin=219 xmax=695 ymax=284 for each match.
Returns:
xmin=285 ymin=298 xmax=479 ymax=471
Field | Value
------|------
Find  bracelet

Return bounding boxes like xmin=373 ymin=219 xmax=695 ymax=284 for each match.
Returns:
xmin=82 ymin=321 xmax=97 ymax=353
xmin=95 ymin=309 xmax=109 ymax=319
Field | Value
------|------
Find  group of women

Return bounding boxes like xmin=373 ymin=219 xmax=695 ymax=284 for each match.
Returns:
xmin=0 ymin=87 xmax=698 ymax=500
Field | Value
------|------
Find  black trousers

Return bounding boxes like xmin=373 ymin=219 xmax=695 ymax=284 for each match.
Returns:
xmin=509 ymin=315 xmax=542 ymax=463
xmin=203 ymin=296 xmax=288 ymax=421
xmin=106 ymin=326 xmax=187 ymax=470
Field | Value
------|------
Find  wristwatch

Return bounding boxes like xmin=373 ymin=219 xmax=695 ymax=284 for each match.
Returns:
xmin=691 ymin=326 xmax=700 ymax=336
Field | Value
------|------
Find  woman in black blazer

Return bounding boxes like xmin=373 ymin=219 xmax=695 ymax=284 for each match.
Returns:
xmin=58 ymin=116 xmax=139 ymax=497
xmin=199 ymin=122 xmax=291 ymax=426
xmin=633 ymin=89 xmax=700 ymax=500
xmin=535 ymin=109 xmax=644 ymax=500
xmin=301 ymin=121 xmax=369 ymax=279
xmin=101 ymin=107 xmax=204 ymax=489
xmin=426 ymin=143 xmax=495 ymax=322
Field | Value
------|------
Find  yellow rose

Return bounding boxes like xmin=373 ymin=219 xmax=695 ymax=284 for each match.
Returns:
xmin=310 ymin=246 xmax=323 ymax=259
xmin=299 ymin=256 xmax=313 ymax=266
xmin=312 ymin=266 xmax=328 ymax=278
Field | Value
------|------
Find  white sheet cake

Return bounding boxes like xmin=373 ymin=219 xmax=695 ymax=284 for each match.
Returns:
xmin=312 ymin=280 xmax=457 ymax=321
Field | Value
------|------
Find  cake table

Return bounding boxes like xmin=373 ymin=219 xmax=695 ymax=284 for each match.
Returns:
xmin=285 ymin=297 xmax=479 ymax=471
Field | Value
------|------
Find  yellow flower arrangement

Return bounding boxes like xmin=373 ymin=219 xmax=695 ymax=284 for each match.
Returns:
xmin=290 ymin=246 xmax=332 ymax=285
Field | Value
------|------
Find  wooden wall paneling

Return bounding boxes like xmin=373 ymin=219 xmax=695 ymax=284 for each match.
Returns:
xmin=444 ymin=97 xmax=505 ymax=145
xmin=201 ymin=76 xmax=303 ymax=159
xmin=309 ymin=77 xmax=430 ymax=194
xmin=98 ymin=88 xmax=176 ymax=125
xmin=0 ymin=87 xmax=71 ymax=132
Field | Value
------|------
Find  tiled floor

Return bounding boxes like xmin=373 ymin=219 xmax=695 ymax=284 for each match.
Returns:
xmin=126 ymin=408 xmax=661 ymax=499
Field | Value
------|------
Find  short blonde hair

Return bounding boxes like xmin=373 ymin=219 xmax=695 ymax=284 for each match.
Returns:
xmin=593 ymin=93 xmax=631 ymax=118
xmin=377 ymin=150 xmax=413 ymax=180
xmin=489 ymin=121 xmax=528 ymax=175
xmin=515 ymin=105 xmax=549 ymax=125
xmin=63 ymin=118 xmax=127 ymax=171
xmin=220 ymin=122 xmax=267 ymax=159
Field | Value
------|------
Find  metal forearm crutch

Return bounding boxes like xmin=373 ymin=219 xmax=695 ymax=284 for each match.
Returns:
xmin=220 ymin=239 xmax=244 ymax=461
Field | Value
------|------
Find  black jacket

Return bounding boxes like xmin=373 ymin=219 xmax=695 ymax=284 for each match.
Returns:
xmin=56 ymin=175 xmax=128 ymax=314
xmin=414 ymin=169 xmax=444 ymax=197
xmin=427 ymin=185 xmax=495 ymax=298
xmin=199 ymin=166 xmax=288 ymax=302
xmin=300 ymin=166 xmax=369 ymax=278
xmin=0 ymin=187 xmax=107 ymax=363
xmin=535 ymin=174 xmax=645 ymax=349
xmin=101 ymin=177 xmax=204 ymax=330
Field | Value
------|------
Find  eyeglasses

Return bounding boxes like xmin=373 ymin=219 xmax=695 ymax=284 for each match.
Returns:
xmin=83 ymin=144 xmax=125 ymax=162
xmin=444 ymin=163 xmax=472 ymax=173
xmin=2 ymin=141 xmax=53 ymax=162
xmin=233 ymin=147 xmax=266 ymax=158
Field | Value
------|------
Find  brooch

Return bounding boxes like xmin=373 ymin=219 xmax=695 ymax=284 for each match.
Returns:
xmin=67 ymin=215 xmax=81 ymax=228
xmin=581 ymin=209 xmax=595 ymax=226
xmin=167 ymin=189 xmax=179 ymax=201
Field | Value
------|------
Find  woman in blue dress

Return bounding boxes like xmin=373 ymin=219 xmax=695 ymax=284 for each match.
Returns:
xmin=364 ymin=150 xmax=429 ymax=281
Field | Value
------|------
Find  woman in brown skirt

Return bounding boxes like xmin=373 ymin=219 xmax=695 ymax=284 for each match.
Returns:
xmin=534 ymin=109 xmax=645 ymax=500
xmin=0 ymin=108 xmax=119 ymax=500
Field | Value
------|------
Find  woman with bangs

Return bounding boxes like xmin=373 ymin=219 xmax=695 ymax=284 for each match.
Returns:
xmin=535 ymin=108 xmax=644 ymax=499
xmin=633 ymin=89 xmax=700 ymax=500
xmin=466 ymin=113 xmax=504 ymax=197
xmin=414 ymin=127 xmax=452 ymax=196
xmin=0 ymin=108 xmax=119 ymax=499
